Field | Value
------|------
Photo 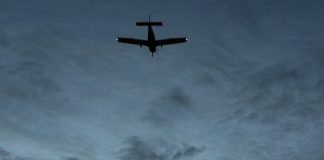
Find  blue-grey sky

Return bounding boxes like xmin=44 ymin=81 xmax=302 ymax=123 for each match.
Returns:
xmin=1 ymin=0 xmax=324 ymax=160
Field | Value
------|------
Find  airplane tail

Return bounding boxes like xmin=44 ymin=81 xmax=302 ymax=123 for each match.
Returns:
xmin=136 ymin=15 xmax=163 ymax=26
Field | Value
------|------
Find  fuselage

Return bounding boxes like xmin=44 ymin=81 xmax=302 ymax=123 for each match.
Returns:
xmin=148 ymin=25 xmax=156 ymax=54
xmin=117 ymin=16 xmax=186 ymax=57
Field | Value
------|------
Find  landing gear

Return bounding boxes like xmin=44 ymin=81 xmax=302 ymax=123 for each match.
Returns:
xmin=151 ymin=53 xmax=154 ymax=57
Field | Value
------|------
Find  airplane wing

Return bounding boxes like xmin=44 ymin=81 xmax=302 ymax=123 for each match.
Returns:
xmin=116 ymin=37 xmax=148 ymax=46
xmin=155 ymin=37 xmax=187 ymax=46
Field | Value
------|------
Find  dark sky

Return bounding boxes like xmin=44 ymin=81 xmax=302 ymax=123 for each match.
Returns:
xmin=1 ymin=0 xmax=324 ymax=160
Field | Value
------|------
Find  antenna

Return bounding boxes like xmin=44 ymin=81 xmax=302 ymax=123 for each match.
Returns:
xmin=149 ymin=14 xmax=151 ymax=22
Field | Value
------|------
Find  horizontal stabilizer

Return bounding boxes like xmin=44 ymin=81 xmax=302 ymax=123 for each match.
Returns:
xmin=136 ymin=22 xmax=163 ymax=26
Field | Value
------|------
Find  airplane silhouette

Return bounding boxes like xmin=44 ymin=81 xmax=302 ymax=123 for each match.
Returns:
xmin=116 ymin=16 xmax=187 ymax=57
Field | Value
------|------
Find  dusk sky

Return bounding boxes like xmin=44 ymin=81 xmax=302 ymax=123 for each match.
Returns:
xmin=1 ymin=0 xmax=324 ymax=160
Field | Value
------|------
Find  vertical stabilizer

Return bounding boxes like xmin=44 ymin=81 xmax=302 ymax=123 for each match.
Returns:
xmin=136 ymin=15 xmax=163 ymax=26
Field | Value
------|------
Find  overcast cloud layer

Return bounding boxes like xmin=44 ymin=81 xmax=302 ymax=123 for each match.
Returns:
xmin=1 ymin=0 xmax=324 ymax=160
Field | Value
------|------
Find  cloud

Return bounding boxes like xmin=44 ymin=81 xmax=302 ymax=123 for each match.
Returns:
xmin=118 ymin=136 xmax=166 ymax=160
xmin=1 ymin=1 xmax=324 ymax=160
xmin=118 ymin=137 xmax=205 ymax=160
xmin=140 ymin=88 xmax=193 ymax=127
xmin=0 ymin=30 xmax=10 ymax=48
xmin=172 ymin=144 xmax=205 ymax=160
xmin=0 ymin=147 xmax=90 ymax=160
xmin=211 ymin=46 xmax=324 ymax=159
xmin=0 ymin=147 xmax=35 ymax=160
xmin=0 ymin=25 xmax=75 ymax=103
xmin=0 ymin=60 xmax=61 ymax=101
xmin=159 ymin=88 xmax=192 ymax=108
xmin=0 ymin=147 xmax=12 ymax=160
xmin=63 ymin=157 xmax=83 ymax=160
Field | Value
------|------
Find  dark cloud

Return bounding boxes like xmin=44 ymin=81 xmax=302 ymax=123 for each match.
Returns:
xmin=0 ymin=30 xmax=10 ymax=48
xmin=118 ymin=137 xmax=205 ymax=160
xmin=163 ymin=88 xmax=192 ymax=107
xmin=0 ymin=147 xmax=12 ymax=160
xmin=140 ymin=88 xmax=193 ymax=127
xmin=172 ymin=145 xmax=205 ymax=160
xmin=0 ymin=147 xmax=92 ymax=160
xmin=196 ymin=73 xmax=216 ymax=85
xmin=0 ymin=147 xmax=34 ymax=160
xmin=218 ymin=53 xmax=324 ymax=124
xmin=63 ymin=157 xmax=82 ymax=160
xmin=118 ymin=136 xmax=166 ymax=160
xmin=140 ymin=110 xmax=168 ymax=127
xmin=0 ymin=25 xmax=76 ymax=103
xmin=212 ymin=43 xmax=324 ymax=159
xmin=0 ymin=60 xmax=61 ymax=101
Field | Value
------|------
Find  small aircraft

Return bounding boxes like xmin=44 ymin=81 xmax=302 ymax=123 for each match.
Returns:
xmin=116 ymin=16 xmax=187 ymax=57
